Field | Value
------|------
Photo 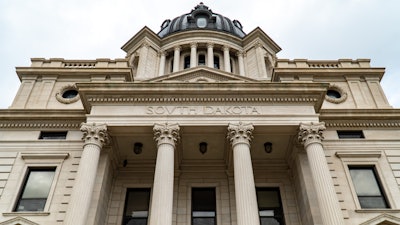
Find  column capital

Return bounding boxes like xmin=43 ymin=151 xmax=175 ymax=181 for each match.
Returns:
xmin=223 ymin=46 xmax=230 ymax=51
xmin=254 ymin=41 xmax=263 ymax=49
xmin=227 ymin=122 xmax=254 ymax=147
xmin=298 ymin=122 xmax=326 ymax=148
xmin=236 ymin=51 xmax=246 ymax=57
xmin=158 ymin=50 xmax=167 ymax=57
xmin=153 ymin=123 xmax=180 ymax=148
xmin=207 ymin=42 xmax=214 ymax=48
xmin=190 ymin=42 xmax=198 ymax=48
xmin=80 ymin=123 xmax=110 ymax=148
xmin=174 ymin=46 xmax=181 ymax=51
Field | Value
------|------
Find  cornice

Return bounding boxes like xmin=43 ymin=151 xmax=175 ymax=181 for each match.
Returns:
xmin=243 ymin=27 xmax=282 ymax=53
xmin=320 ymin=109 xmax=400 ymax=128
xmin=0 ymin=109 xmax=85 ymax=129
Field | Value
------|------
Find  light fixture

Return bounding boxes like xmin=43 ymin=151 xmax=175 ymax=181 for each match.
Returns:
xmin=133 ymin=142 xmax=143 ymax=154
xmin=199 ymin=142 xmax=208 ymax=154
xmin=264 ymin=142 xmax=272 ymax=153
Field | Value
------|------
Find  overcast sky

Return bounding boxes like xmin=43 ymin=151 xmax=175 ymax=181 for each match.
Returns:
xmin=0 ymin=0 xmax=399 ymax=109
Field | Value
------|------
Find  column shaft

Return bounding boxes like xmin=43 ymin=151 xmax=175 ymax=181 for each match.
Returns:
xmin=158 ymin=51 xmax=166 ymax=76
xmin=173 ymin=46 xmax=181 ymax=72
xmin=149 ymin=123 xmax=180 ymax=225
xmin=64 ymin=123 xmax=109 ymax=225
xmin=190 ymin=43 xmax=197 ymax=68
xmin=299 ymin=122 xmax=345 ymax=225
xmin=149 ymin=143 xmax=175 ymax=225
xmin=207 ymin=43 xmax=214 ymax=68
xmin=228 ymin=122 xmax=260 ymax=225
xmin=237 ymin=52 xmax=245 ymax=75
xmin=223 ymin=46 xmax=231 ymax=72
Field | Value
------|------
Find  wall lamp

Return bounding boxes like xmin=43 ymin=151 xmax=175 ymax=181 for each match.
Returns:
xmin=133 ymin=142 xmax=143 ymax=154
xmin=199 ymin=142 xmax=208 ymax=154
xmin=264 ymin=142 xmax=272 ymax=153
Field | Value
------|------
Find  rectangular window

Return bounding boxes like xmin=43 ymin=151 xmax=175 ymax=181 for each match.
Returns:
xmin=192 ymin=188 xmax=216 ymax=225
xmin=39 ymin=131 xmax=67 ymax=140
xmin=349 ymin=166 xmax=389 ymax=208
xmin=123 ymin=188 xmax=151 ymax=225
xmin=15 ymin=168 xmax=56 ymax=212
xmin=256 ymin=187 xmax=285 ymax=225
xmin=337 ymin=130 xmax=364 ymax=139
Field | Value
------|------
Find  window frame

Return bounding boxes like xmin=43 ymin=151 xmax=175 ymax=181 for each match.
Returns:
xmin=256 ymin=187 xmax=286 ymax=225
xmin=191 ymin=187 xmax=216 ymax=225
xmin=14 ymin=167 xmax=56 ymax=212
xmin=348 ymin=166 xmax=389 ymax=209
xmin=122 ymin=188 xmax=151 ymax=225
xmin=186 ymin=183 xmax=221 ymax=225
xmin=336 ymin=151 xmax=399 ymax=211
xmin=7 ymin=153 xmax=68 ymax=215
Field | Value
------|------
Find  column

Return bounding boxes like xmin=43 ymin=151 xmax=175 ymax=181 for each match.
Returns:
xmin=64 ymin=123 xmax=110 ymax=225
xmin=237 ymin=51 xmax=245 ymax=75
xmin=227 ymin=122 xmax=260 ymax=225
xmin=223 ymin=46 xmax=231 ymax=72
xmin=190 ymin=42 xmax=197 ymax=68
xmin=173 ymin=46 xmax=181 ymax=72
xmin=149 ymin=123 xmax=180 ymax=225
xmin=298 ymin=122 xmax=345 ymax=225
xmin=207 ymin=43 xmax=214 ymax=68
xmin=158 ymin=51 xmax=166 ymax=76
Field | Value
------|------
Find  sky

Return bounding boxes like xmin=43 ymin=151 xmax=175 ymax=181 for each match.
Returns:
xmin=0 ymin=0 xmax=399 ymax=109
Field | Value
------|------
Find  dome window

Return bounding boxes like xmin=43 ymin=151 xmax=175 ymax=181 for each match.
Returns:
xmin=184 ymin=56 xmax=190 ymax=69
xmin=198 ymin=55 xmax=206 ymax=66
xmin=161 ymin=19 xmax=171 ymax=29
xmin=196 ymin=16 xmax=208 ymax=28
xmin=233 ymin=20 xmax=243 ymax=29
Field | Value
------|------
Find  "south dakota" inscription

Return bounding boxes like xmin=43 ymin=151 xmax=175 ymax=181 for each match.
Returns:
xmin=145 ymin=106 xmax=261 ymax=115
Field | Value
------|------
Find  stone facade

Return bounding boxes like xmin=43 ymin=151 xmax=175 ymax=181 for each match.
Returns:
xmin=0 ymin=3 xmax=400 ymax=225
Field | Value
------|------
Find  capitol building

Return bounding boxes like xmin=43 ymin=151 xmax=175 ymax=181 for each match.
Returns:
xmin=0 ymin=3 xmax=400 ymax=225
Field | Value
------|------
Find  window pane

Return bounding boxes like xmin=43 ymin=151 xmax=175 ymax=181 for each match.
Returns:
xmin=15 ymin=168 xmax=55 ymax=211
xmin=260 ymin=218 xmax=280 ymax=225
xmin=256 ymin=187 xmax=285 ymax=225
xmin=349 ymin=167 xmax=389 ymax=209
xmin=349 ymin=168 xmax=381 ymax=196
xmin=192 ymin=188 xmax=216 ymax=211
xmin=198 ymin=55 xmax=206 ymax=66
xmin=193 ymin=218 xmax=215 ymax=225
xmin=192 ymin=188 xmax=216 ymax=225
xmin=184 ymin=56 xmax=190 ymax=69
xmin=123 ymin=188 xmax=151 ymax=225
xmin=257 ymin=189 xmax=281 ymax=208
xmin=359 ymin=196 xmax=388 ymax=208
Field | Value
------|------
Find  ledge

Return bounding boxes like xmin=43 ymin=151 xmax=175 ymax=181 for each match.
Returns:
xmin=336 ymin=151 xmax=382 ymax=159
xmin=3 ymin=212 xmax=50 ymax=216
xmin=355 ymin=209 xmax=400 ymax=213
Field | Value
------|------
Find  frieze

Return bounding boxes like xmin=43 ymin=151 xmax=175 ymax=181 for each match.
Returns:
xmin=146 ymin=106 xmax=261 ymax=115
xmin=325 ymin=121 xmax=400 ymax=127
xmin=0 ymin=122 xmax=81 ymax=129
xmin=87 ymin=97 xmax=319 ymax=103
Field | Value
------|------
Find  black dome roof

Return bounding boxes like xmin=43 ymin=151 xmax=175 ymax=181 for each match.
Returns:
xmin=157 ymin=3 xmax=246 ymax=38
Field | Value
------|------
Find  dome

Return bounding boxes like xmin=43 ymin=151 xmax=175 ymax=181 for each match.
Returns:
xmin=157 ymin=2 xmax=246 ymax=38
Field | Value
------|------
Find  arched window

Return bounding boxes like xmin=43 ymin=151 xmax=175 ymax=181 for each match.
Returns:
xmin=198 ymin=54 xmax=206 ymax=66
xmin=213 ymin=56 xmax=220 ymax=69
xmin=184 ymin=56 xmax=190 ymax=69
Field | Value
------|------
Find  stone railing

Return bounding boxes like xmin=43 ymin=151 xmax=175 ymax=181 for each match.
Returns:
xmin=276 ymin=59 xmax=371 ymax=68
xmin=30 ymin=58 xmax=128 ymax=68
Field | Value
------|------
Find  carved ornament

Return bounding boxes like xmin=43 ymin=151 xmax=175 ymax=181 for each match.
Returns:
xmin=80 ymin=123 xmax=110 ymax=148
xmin=153 ymin=123 xmax=180 ymax=148
xmin=298 ymin=122 xmax=326 ymax=148
xmin=227 ymin=122 xmax=254 ymax=147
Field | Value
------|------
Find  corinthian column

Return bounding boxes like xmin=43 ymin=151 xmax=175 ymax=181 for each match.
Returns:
xmin=149 ymin=123 xmax=180 ymax=225
xmin=298 ymin=122 xmax=344 ymax=225
xmin=190 ymin=42 xmax=197 ymax=68
xmin=64 ymin=123 xmax=109 ymax=225
xmin=173 ymin=46 xmax=181 ymax=72
xmin=227 ymin=122 xmax=260 ymax=225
